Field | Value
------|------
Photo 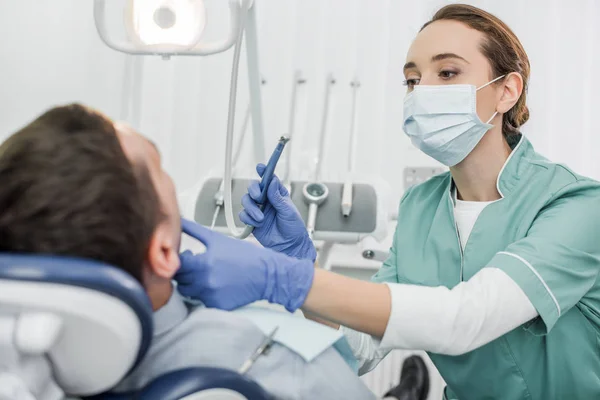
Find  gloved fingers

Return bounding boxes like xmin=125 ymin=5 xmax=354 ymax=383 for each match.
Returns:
xmin=256 ymin=163 xmax=266 ymax=177
xmin=177 ymin=280 xmax=209 ymax=301
xmin=247 ymin=180 xmax=262 ymax=202
xmin=175 ymin=251 xmax=199 ymax=278
xmin=278 ymin=181 xmax=290 ymax=197
xmin=181 ymin=218 xmax=214 ymax=247
xmin=267 ymin=176 xmax=293 ymax=213
xmin=175 ymin=251 xmax=209 ymax=282
xmin=254 ymin=163 xmax=284 ymax=198
xmin=239 ymin=210 xmax=263 ymax=228
xmin=178 ymin=249 xmax=194 ymax=263
xmin=174 ymin=269 xmax=195 ymax=286
xmin=241 ymin=193 xmax=264 ymax=222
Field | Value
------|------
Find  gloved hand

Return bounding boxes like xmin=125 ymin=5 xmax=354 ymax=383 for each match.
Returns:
xmin=239 ymin=164 xmax=317 ymax=262
xmin=175 ymin=218 xmax=315 ymax=312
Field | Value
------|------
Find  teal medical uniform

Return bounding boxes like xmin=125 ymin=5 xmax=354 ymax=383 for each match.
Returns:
xmin=373 ymin=135 xmax=600 ymax=399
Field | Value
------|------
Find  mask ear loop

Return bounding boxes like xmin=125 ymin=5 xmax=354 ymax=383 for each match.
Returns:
xmin=478 ymin=75 xmax=506 ymax=124
xmin=485 ymin=111 xmax=499 ymax=124
xmin=476 ymin=74 xmax=506 ymax=91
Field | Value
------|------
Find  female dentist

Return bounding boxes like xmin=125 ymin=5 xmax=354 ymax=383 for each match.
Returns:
xmin=176 ymin=4 xmax=600 ymax=399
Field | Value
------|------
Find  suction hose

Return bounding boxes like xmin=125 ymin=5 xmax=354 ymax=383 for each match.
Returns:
xmin=222 ymin=0 xmax=253 ymax=239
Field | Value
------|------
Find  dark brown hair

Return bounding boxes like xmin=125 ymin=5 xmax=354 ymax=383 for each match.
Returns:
xmin=422 ymin=4 xmax=530 ymax=139
xmin=0 ymin=104 xmax=162 ymax=282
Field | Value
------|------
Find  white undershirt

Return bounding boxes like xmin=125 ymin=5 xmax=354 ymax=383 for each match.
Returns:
xmin=341 ymin=192 xmax=538 ymax=375
xmin=454 ymin=196 xmax=494 ymax=250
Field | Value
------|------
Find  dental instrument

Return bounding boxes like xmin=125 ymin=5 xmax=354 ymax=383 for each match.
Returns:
xmin=225 ymin=135 xmax=290 ymax=239
xmin=238 ymin=327 xmax=279 ymax=375
xmin=342 ymin=79 xmax=360 ymax=217
xmin=256 ymin=136 xmax=290 ymax=206
xmin=211 ymin=103 xmax=252 ymax=230
xmin=303 ymin=183 xmax=330 ymax=240
xmin=314 ymin=74 xmax=335 ymax=182
xmin=282 ymin=71 xmax=306 ymax=195
xmin=300 ymin=74 xmax=335 ymax=239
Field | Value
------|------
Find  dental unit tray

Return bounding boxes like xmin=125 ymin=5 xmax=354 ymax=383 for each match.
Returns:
xmin=193 ymin=178 xmax=379 ymax=243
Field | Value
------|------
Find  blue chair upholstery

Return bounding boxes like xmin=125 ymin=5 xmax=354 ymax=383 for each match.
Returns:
xmin=0 ymin=254 xmax=275 ymax=400
xmin=95 ymin=368 xmax=276 ymax=400
xmin=0 ymin=253 xmax=154 ymax=370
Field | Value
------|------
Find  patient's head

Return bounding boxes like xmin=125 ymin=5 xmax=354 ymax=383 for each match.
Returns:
xmin=0 ymin=104 xmax=180 ymax=309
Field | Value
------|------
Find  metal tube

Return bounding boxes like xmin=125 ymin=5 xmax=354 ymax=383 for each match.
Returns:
xmin=342 ymin=79 xmax=360 ymax=216
xmin=282 ymin=71 xmax=305 ymax=192
xmin=315 ymin=74 xmax=335 ymax=181
xmin=244 ymin=2 xmax=266 ymax=163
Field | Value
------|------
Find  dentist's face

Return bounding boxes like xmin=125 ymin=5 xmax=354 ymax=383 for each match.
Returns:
xmin=403 ymin=19 xmax=502 ymax=124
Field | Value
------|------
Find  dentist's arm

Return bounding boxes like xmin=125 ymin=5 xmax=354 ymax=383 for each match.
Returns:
xmin=303 ymin=269 xmax=391 ymax=336
xmin=177 ymin=218 xmax=537 ymax=356
xmin=236 ymin=168 xmax=538 ymax=353
xmin=303 ymin=267 xmax=536 ymax=355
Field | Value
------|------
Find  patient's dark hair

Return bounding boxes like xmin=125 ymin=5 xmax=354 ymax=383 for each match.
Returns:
xmin=0 ymin=104 xmax=162 ymax=282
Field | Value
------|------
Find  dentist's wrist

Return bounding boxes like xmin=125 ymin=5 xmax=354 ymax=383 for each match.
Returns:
xmin=262 ymin=253 xmax=315 ymax=312
xmin=286 ymin=233 xmax=317 ymax=263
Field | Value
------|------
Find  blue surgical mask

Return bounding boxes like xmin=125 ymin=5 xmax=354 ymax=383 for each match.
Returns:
xmin=402 ymin=75 xmax=505 ymax=167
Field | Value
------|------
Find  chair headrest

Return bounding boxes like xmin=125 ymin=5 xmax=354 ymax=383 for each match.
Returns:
xmin=0 ymin=254 xmax=154 ymax=395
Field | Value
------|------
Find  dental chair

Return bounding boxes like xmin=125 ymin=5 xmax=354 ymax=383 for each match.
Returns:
xmin=0 ymin=254 xmax=275 ymax=400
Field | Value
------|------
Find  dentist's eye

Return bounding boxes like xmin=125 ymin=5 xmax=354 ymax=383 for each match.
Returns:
xmin=439 ymin=70 xmax=459 ymax=80
xmin=402 ymin=78 xmax=420 ymax=89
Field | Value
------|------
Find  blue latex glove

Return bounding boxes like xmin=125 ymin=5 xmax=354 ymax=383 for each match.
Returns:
xmin=175 ymin=218 xmax=315 ymax=312
xmin=239 ymin=164 xmax=317 ymax=262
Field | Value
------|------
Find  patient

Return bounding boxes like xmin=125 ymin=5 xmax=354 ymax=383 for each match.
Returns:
xmin=0 ymin=104 xmax=382 ymax=399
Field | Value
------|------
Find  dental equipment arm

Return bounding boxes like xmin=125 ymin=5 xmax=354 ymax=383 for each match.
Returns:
xmin=302 ymin=183 xmax=329 ymax=240
xmin=294 ymin=74 xmax=335 ymax=240
xmin=282 ymin=71 xmax=305 ymax=194
xmin=342 ymin=79 xmax=360 ymax=217
xmin=314 ymin=74 xmax=335 ymax=182
xmin=222 ymin=0 xmax=273 ymax=239
xmin=95 ymin=0 xmax=268 ymax=239
xmin=211 ymin=104 xmax=252 ymax=229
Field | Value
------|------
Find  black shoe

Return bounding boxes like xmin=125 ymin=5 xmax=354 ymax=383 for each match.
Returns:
xmin=384 ymin=355 xmax=430 ymax=400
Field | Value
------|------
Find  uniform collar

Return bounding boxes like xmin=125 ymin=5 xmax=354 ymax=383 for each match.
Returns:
xmin=448 ymin=134 xmax=532 ymax=200
xmin=495 ymin=134 xmax=532 ymax=198
xmin=153 ymin=284 xmax=189 ymax=336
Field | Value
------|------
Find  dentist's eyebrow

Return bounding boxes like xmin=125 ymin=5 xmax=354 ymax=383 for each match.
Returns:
xmin=403 ymin=61 xmax=417 ymax=72
xmin=431 ymin=53 xmax=470 ymax=63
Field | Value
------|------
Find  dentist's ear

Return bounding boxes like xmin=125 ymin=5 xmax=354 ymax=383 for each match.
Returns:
xmin=148 ymin=221 xmax=181 ymax=279
xmin=496 ymin=72 xmax=523 ymax=114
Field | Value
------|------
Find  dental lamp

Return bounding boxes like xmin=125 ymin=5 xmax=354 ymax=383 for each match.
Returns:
xmin=94 ymin=0 xmax=267 ymax=239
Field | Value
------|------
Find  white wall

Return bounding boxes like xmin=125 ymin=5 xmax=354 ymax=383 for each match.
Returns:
xmin=0 ymin=0 xmax=599 ymax=397
xmin=3 ymin=0 xmax=599 ymax=200
xmin=2 ymin=0 xmax=599 ymax=276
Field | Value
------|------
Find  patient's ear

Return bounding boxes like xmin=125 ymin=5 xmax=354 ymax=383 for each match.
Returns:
xmin=147 ymin=222 xmax=180 ymax=279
